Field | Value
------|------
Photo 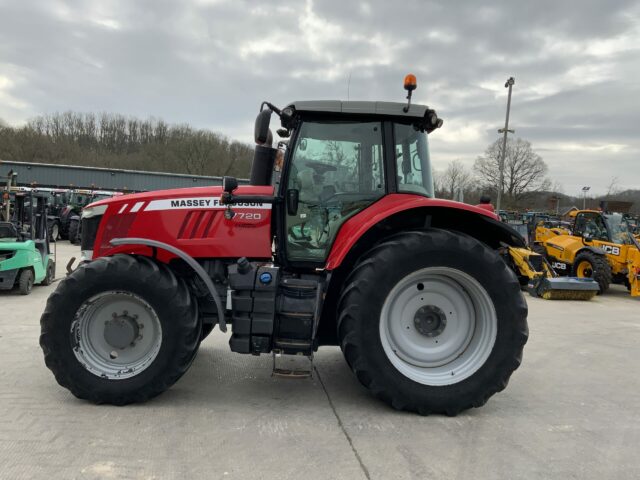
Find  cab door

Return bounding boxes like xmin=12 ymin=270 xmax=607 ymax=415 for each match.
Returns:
xmin=283 ymin=120 xmax=386 ymax=263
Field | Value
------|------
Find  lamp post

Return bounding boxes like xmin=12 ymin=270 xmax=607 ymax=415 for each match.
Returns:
xmin=496 ymin=77 xmax=515 ymax=213
xmin=582 ymin=186 xmax=590 ymax=210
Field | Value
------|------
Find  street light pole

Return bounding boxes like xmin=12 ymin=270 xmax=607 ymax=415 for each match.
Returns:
xmin=582 ymin=186 xmax=590 ymax=210
xmin=496 ymin=77 xmax=515 ymax=213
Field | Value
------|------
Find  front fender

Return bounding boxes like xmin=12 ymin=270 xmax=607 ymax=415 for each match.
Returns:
xmin=325 ymin=194 xmax=525 ymax=270
xmin=581 ymin=245 xmax=607 ymax=256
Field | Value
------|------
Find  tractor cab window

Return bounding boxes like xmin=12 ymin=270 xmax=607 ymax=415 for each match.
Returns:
xmin=394 ymin=123 xmax=434 ymax=197
xmin=285 ymin=120 xmax=385 ymax=262
xmin=574 ymin=213 xmax=609 ymax=241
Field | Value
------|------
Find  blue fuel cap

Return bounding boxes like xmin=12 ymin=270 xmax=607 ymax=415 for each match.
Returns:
xmin=259 ymin=272 xmax=273 ymax=284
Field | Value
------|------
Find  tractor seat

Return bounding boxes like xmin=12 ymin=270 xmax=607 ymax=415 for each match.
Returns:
xmin=0 ymin=222 xmax=19 ymax=240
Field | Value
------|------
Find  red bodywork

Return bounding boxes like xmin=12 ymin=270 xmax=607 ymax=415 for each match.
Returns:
xmin=326 ymin=194 xmax=497 ymax=269
xmin=90 ymin=186 xmax=274 ymax=262
xmin=90 ymin=187 xmax=497 ymax=269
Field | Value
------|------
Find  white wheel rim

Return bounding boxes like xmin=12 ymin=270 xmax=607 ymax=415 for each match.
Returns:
xmin=380 ymin=267 xmax=497 ymax=386
xmin=71 ymin=291 xmax=162 ymax=380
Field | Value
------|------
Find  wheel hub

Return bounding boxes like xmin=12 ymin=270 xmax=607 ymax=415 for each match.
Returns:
xmin=414 ymin=305 xmax=447 ymax=337
xmin=379 ymin=267 xmax=498 ymax=386
xmin=104 ymin=311 xmax=141 ymax=349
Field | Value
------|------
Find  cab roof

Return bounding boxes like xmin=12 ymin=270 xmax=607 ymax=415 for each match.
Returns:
xmin=287 ymin=100 xmax=431 ymax=119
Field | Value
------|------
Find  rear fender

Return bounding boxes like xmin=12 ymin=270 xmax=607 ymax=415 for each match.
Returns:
xmin=325 ymin=194 xmax=525 ymax=270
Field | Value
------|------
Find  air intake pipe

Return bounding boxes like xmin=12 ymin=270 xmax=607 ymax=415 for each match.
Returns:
xmin=250 ymin=144 xmax=277 ymax=186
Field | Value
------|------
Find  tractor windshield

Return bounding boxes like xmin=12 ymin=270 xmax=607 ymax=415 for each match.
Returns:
xmin=394 ymin=123 xmax=434 ymax=197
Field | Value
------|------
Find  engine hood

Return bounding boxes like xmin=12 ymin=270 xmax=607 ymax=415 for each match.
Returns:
xmin=88 ymin=184 xmax=275 ymax=261
xmin=86 ymin=186 xmax=228 ymax=209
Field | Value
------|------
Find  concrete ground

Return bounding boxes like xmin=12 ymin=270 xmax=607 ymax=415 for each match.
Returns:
xmin=1 ymin=241 xmax=639 ymax=480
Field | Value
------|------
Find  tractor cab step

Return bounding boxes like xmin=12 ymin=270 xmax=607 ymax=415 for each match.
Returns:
xmin=272 ymin=351 xmax=313 ymax=378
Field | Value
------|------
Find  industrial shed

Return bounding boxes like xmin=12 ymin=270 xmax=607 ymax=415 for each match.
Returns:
xmin=1 ymin=160 xmax=245 ymax=192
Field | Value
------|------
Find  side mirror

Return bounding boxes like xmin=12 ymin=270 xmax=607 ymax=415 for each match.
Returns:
xmin=286 ymin=189 xmax=299 ymax=216
xmin=222 ymin=176 xmax=238 ymax=194
xmin=255 ymin=109 xmax=272 ymax=145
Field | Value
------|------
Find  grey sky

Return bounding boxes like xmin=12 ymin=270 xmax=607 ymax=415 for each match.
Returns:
xmin=0 ymin=0 xmax=638 ymax=195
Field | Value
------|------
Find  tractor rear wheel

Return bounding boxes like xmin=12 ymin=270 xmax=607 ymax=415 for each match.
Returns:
xmin=40 ymin=255 xmax=200 ymax=405
xmin=572 ymin=251 xmax=611 ymax=294
xmin=337 ymin=229 xmax=528 ymax=415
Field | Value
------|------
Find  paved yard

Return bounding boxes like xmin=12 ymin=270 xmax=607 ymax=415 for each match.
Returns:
xmin=1 ymin=241 xmax=639 ymax=479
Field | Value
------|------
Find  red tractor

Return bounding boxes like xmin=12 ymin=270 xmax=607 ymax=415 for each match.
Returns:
xmin=40 ymin=78 xmax=528 ymax=414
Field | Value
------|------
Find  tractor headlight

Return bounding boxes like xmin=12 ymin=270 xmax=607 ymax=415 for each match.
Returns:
xmin=82 ymin=204 xmax=108 ymax=219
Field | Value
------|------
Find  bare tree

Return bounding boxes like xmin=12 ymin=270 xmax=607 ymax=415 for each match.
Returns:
xmin=441 ymin=160 xmax=472 ymax=200
xmin=474 ymin=138 xmax=549 ymax=203
xmin=605 ymin=176 xmax=621 ymax=197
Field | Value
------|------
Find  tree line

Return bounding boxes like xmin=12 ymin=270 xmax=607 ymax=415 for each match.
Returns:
xmin=435 ymin=137 xmax=551 ymax=208
xmin=0 ymin=112 xmax=254 ymax=177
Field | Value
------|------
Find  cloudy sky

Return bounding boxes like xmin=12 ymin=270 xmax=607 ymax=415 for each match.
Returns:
xmin=0 ymin=0 xmax=639 ymax=195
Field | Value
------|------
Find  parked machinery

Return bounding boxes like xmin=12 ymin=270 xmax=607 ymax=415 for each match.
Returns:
xmin=0 ymin=190 xmax=55 ymax=294
xmin=536 ymin=209 xmax=640 ymax=296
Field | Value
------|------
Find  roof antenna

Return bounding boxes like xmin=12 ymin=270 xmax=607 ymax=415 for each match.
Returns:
xmin=347 ymin=71 xmax=352 ymax=101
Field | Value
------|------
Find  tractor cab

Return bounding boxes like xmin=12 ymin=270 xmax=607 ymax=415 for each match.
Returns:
xmin=223 ymin=91 xmax=443 ymax=265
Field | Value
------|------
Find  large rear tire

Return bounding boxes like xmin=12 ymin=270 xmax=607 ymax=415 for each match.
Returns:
xmin=572 ymin=251 xmax=611 ymax=294
xmin=337 ymin=229 xmax=528 ymax=415
xmin=40 ymin=255 xmax=200 ymax=405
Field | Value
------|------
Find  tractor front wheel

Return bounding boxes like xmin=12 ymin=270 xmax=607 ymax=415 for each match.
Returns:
xmin=40 ymin=255 xmax=200 ymax=405
xmin=572 ymin=251 xmax=611 ymax=294
xmin=338 ymin=229 xmax=528 ymax=415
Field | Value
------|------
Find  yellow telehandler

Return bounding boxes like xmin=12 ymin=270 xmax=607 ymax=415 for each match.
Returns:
xmin=535 ymin=210 xmax=640 ymax=297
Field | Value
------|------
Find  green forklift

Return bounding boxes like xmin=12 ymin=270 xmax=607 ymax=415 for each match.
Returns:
xmin=0 ymin=189 xmax=55 ymax=294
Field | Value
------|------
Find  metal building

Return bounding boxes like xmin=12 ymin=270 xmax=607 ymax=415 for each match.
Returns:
xmin=1 ymin=160 xmax=246 ymax=192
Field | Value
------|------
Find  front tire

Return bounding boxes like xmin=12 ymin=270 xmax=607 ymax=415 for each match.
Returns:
xmin=572 ymin=251 xmax=611 ymax=294
xmin=337 ymin=229 xmax=528 ymax=415
xmin=40 ymin=255 xmax=200 ymax=405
